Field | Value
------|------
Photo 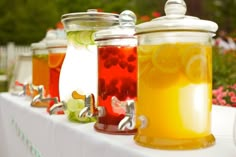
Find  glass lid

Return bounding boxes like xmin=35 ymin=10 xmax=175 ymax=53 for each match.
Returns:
xmin=94 ymin=10 xmax=136 ymax=40
xmin=136 ymin=0 xmax=218 ymax=34
xmin=61 ymin=9 xmax=119 ymax=31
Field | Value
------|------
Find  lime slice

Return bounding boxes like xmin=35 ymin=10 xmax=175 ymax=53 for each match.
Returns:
xmin=66 ymin=98 xmax=85 ymax=112
xmin=65 ymin=98 xmax=96 ymax=123
xmin=74 ymin=110 xmax=96 ymax=123
xmin=67 ymin=31 xmax=95 ymax=46
xmin=79 ymin=31 xmax=95 ymax=45
xmin=152 ymin=44 xmax=181 ymax=73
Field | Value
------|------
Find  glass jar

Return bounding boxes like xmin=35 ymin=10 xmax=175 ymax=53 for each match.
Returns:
xmin=31 ymin=42 xmax=49 ymax=96
xmin=93 ymin=10 xmax=137 ymax=134
xmin=59 ymin=9 xmax=119 ymax=102
xmin=46 ymin=39 xmax=67 ymax=101
xmin=134 ymin=0 xmax=218 ymax=149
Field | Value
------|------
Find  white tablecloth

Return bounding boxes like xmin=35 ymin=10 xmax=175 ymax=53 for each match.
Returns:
xmin=0 ymin=92 xmax=236 ymax=157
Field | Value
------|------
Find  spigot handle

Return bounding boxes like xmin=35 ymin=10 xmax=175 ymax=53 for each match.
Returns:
xmin=15 ymin=80 xmax=24 ymax=86
xmin=72 ymin=91 xmax=98 ymax=118
xmin=49 ymin=100 xmax=65 ymax=115
xmin=12 ymin=81 xmax=29 ymax=96
xmin=118 ymin=99 xmax=136 ymax=131
xmin=72 ymin=91 xmax=86 ymax=99
xmin=88 ymin=94 xmax=98 ymax=116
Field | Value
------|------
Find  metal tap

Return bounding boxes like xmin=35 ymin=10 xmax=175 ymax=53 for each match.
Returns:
xmin=11 ymin=81 xmax=33 ymax=96
xmin=30 ymin=85 xmax=58 ymax=108
xmin=72 ymin=91 xmax=97 ymax=118
xmin=49 ymin=101 xmax=66 ymax=115
xmin=117 ymin=98 xmax=136 ymax=131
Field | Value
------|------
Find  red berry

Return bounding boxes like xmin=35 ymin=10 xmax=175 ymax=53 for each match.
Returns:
xmin=119 ymin=60 xmax=127 ymax=69
xmin=104 ymin=59 xmax=113 ymax=69
xmin=127 ymin=64 xmax=135 ymax=73
xmin=127 ymin=54 xmax=136 ymax=62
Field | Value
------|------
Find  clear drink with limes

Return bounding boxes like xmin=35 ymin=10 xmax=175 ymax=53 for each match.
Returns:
xmin=59 ymin=10 xmax=119 ymax=102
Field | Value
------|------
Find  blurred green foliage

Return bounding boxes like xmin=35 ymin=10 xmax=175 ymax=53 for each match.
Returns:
xmin=212 ymin=47 xmax=236 ymax=89
xmin=1 ymin=0 xmax=236 ymax=44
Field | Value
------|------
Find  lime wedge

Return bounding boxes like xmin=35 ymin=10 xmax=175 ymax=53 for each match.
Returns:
xmin=67 ymin=31 xmax=95 ymax=46
xmin=66 ymin=98 xmax=85 ymax=112
xmin=65 ymin=98 xmax=96 ymax=123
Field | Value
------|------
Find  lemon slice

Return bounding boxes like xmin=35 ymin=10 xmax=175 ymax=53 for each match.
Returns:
xmin=185 ymin=54 xmax=207 ymax=83
xmin=138 ymin=45 xmax=156 ymax=55
xmin=152 ymin=44 xmax=181 ymax=73
xmin=181 ymin=43 xmax=204 ymax=66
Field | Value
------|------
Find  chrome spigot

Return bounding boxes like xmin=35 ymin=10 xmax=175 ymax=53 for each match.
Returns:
xmin=49 ymin=101 xmax=66 ymax=115
xmin=11 ymin=81 xmax=32 ymax=96
xmin=30 ymin=85 xmax=59 ymax=108
xmin=118 ymin=97 xmax=135 ymax=131
xmin=72 ymin=91 xmax=96 ymax=118
xmin=30 ymin=85 xmax=44 ymax=104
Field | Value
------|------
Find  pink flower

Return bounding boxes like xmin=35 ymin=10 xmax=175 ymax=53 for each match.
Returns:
xmin=212 ymin=89 xmax=220 ymax=95
xmin=212 ymin=99 xmax=218 ymax=104
xmin=152 ymin=11 xmax=161 ymax=17
xmin=140 ymin=15 xmax=151 ymax=22
xmin=232 ymin=104 xmax=236 ymax=107
xmin=230 ymin=96 xmax=236 ymax=103
xmin=228 ymin=91 xmax=235 ymax=97
xmin=97 ymin=8 xmax=103 ymax=12
xmin=232 ymin=84 xmax=236 ymax=89
xmin=217 ymin=86 xmax=224 ymax=92
xmin=216 ymin=95 xmax=223 ymax=101
xmin=219 ymin=99 xmax=226 ymax=105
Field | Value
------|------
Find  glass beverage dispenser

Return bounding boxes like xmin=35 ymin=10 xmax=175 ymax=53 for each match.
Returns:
xmin=60 ymin=9 xmax=119 ymax=102
xmin=31 ymin=42 xmax=49 ymax=97
xmin=93 ymin=10 xmax=137 ymax=134
xmin=123 ymin=0 xmax=218 ymax=149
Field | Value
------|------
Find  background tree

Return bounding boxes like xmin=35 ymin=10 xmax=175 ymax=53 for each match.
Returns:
xmin=0 ymin=0 xmax=60 ymax=44
xmin=1 ymin=0 xmax=236 ymax=45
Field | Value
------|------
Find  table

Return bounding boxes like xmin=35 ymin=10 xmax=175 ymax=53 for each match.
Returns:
xmin=0 ymin=92 xmax=236 ymax=157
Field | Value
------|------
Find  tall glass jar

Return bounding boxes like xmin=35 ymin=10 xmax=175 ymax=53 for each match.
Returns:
xmin=46 ymin=39 xmax=67 ymax=101
xmin=59 ymin=9 xmax=119 ymax=102
xmin=31 ymin=42 xmax=49 ymax=96
xmin=134 ymin=0 xmax=218 ymax=149
xmin=93 ymin=10 xmax=137 ymax=134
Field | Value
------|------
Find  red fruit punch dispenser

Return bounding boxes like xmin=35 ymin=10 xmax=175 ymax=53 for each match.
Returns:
xmin=93 ymin=10 xmax=137 ymax=134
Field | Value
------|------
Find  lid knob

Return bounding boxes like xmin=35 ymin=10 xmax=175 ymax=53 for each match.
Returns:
xmin=164 ymin=0 xmax=187 ymax=17
xmin=119 ymin=10 xmax=136 ymax=27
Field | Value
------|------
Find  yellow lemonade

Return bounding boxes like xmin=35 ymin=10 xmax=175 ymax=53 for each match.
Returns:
xmin=135 ymin=43 xmax=215 ymax=149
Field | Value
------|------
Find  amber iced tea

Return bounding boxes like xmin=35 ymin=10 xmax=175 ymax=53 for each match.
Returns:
xmin=135 ymin=43 xmax=215 ymax=149
xmin=32 ymin=54 xmax=49 ymax=96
